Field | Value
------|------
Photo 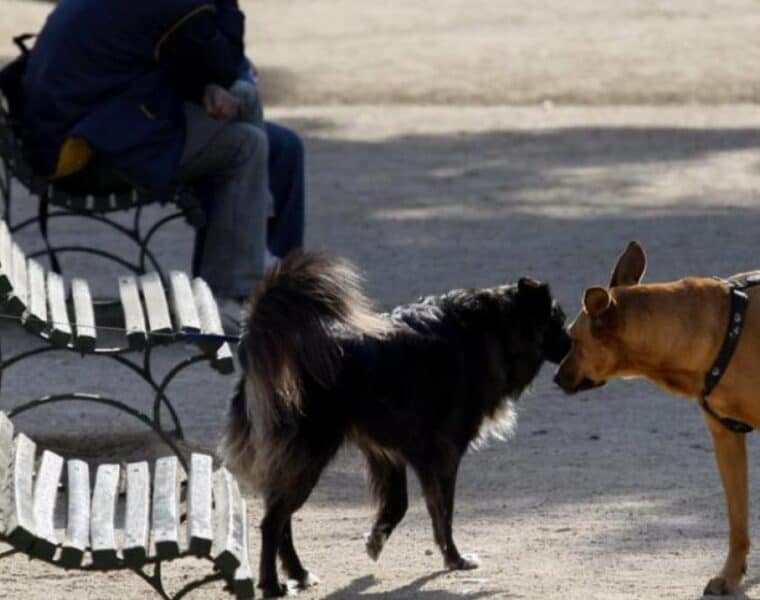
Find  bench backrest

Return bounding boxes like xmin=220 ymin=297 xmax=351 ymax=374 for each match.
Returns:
xmin=0 ymin=219 xmax=233 ymax=371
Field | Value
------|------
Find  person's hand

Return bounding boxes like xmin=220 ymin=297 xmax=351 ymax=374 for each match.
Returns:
xmin=203 ymin=84 xmax=241 ymax=120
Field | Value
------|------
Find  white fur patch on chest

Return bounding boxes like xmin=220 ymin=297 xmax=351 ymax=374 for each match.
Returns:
xmin=470 ymin=400 xmax=518 ymax=451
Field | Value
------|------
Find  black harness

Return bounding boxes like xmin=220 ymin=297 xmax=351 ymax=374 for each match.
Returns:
xmin=699 ymin=276 xmax=760 ymax=434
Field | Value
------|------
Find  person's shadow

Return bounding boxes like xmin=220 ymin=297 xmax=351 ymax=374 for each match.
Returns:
xmin=320 ymin=572 xmax=509 ymax=599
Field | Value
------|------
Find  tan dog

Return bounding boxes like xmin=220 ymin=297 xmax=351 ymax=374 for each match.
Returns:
xmin=554 ymin=240 xmax=760 ymax=596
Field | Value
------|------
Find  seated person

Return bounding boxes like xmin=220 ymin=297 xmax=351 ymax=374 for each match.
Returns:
xmin=192 ymin=56 xmax=305 ymax=292
xmin=21 ymin=0 xmax=303 ymax=329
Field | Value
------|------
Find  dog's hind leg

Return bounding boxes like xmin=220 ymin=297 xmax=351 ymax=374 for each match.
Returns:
xmin=279 ymin=518 xmax=320 ymax=589
xmin=365 ymin=456 xmax=408 ymax=561
xmin=703 ymin=417 xmax=750 ymax=596
xmin=259 ymin=497 xmax=291 ymax=598
xmin=414 ymin=453 xmax=479 ymax=571
xmin=260 ymin=452 xmax=334 ymax=597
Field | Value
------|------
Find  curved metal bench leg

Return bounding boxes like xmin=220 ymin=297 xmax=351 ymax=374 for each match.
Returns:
xmin=2 ymin=347 xmax=182 ymax=438
xmin=17 ymin=203 xmax=188 ymax=281
xmin=8 ymin=393 xmax=188 ymax=471
xmin=140 ymin=347 xmax=185 ymax=440
xmin=151 ymin=355 xmax=207 ymax=438
xmin=27 ymin=246 xmax=143 ymax=277
xmin=138 ymin=213 xmax=185 ymax=282
xmin=1 ymin=345 xmax=216 ymax=446
xmin=0 ymin=163 xmax=9 ymax=223
xmin=37 ymin=194 xmax=62 ymax=274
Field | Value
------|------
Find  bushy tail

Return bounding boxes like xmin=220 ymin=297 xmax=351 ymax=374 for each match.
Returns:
xmin=219 ymin=251 xmax=387 ymax=490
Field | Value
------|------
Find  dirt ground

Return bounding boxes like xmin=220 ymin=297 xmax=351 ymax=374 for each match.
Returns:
xmin=2 ymin=1 xmax=760 ymax=599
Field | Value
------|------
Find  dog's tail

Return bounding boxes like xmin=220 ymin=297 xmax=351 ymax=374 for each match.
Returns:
xmin=219 ymin=251 xmax=387 ymax=490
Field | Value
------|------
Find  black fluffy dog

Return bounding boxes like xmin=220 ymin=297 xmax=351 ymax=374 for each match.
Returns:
xmin=220 ymin=252 xmax=570 ymax=597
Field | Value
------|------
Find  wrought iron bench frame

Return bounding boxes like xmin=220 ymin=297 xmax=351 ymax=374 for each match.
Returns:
xmin=0 ymin=218 xmax=235 ymax=474
xmin=0 ymin=412 xmax=255 ymax=599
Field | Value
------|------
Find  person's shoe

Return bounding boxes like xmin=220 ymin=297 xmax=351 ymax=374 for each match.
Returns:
xmin=219 ymin=298 xmax=245 ymax=335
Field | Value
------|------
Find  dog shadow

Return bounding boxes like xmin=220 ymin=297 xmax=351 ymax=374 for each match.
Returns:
xmin=320 ymin=572 xmax=506 ymax=599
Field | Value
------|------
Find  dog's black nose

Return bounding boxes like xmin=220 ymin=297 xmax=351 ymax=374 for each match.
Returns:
xmin=553 ymin=370 xmax=578 ymax=394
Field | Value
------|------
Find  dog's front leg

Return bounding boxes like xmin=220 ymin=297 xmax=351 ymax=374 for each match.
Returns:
xmin=703 ymin=417 xmax=750 ymax=596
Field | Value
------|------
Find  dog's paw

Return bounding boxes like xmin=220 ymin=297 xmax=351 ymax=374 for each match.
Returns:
xmin=365 ymin=531 xmax=388 ymax=561
xmin=295 ymin=571 xmax=321 ymax=590
xmin=259 ymin=581 xmax=288 ymax=598
xmin=703 ymin=575 xmax=741 ymax=596
xmin=364 ymin=531 xmax=388 ymax=561
xmin=446 ymin=553 xmax=481 ymax=571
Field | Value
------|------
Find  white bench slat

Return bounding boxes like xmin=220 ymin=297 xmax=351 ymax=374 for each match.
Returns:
xmin=193 ymin=277 xmax=235 ymax=372
xmin=91 ymin=463 xmax=120 ymax=568
xmin=31 ymin=450 xmax=63 ymax=560
xmin=188 ymin=453 xmax=213 ymax=556
xmin=214 ymin=344 xmax=235 ymax=375
xmin=0 ymin=414 xmax=14 ymax=533
xmin=233 ymin=501 xmax=255 ymax=599
xmin=6 ymin=433 xmax=36 ymax=550
xmin=123 ymin=462 xmax=150 ymax=565
xmin=71 ymin=278 xmax=96 ymax=352
xmin=192 ymin=278 xmax=225 ymax=354
xmin=212 ymin=468 xmax=243 ymax=575
xmin=140 ymin=272 xmax=173 ymax=343
xmin=60 ymin=459 xmax=90 ymax=568
xmin=169 ymin=271 xmax=201 ymax=333
xmin=0 ymin=220 xmax=12 ymax=294
xmin=24 ymin=258 xmax=47 ymax=334
xmin=152 ymin=456 xmax=180 ymax=558
xmin=7 ymin=242 xmax=28 ymax=316
xmin=47 ymin=271 xmax=72 ymax=346
xmin=118 ymin=276 xmax=147 ymax=349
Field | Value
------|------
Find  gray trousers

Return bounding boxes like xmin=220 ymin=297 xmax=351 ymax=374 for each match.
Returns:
xmin=176 ymin=84 xmax=271 ymax=298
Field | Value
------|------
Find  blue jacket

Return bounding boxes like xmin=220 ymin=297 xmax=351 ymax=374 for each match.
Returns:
xmin=22 ymin=0 xmax=242 ymax=189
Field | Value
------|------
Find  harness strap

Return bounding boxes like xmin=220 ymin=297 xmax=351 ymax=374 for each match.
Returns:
xmin=699 ymin=278 xmax=758 ymax=434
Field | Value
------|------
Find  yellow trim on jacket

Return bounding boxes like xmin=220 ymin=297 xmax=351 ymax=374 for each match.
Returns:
xmin=51 ymin=137 xmax=94 ymax=179
xmin=154 ymin=4 xmax=216 ymax=60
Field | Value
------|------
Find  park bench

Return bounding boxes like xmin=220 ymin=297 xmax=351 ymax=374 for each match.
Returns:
xmin=0 ymin=216 xmax=234 ymax=469
xmin=0 ymin=411 xmax=255 ymax=598
xmin=0 ymin=34 xmax=205 ymax=285
xmin=0 ymin=36 xmax=234 ymax=450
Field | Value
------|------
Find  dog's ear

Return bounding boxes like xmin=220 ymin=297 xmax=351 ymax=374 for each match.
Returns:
xmin=583 ymin=287 xmax=611 ymax=317
xmin=609 ymin=240 xmax=646 ymax=287
xmin=517 ymin=277 xmax=552 ymax=319
xmin=518 ymin=276 xmax=549 ymax=294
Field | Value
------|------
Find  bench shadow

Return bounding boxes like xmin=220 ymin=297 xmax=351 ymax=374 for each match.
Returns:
xmin=321 ymin=573 xmax=504 ymax=599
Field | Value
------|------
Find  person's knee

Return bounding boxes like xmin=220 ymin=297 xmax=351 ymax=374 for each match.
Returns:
xmin=233 ymin=123 xmax=269 ymax=168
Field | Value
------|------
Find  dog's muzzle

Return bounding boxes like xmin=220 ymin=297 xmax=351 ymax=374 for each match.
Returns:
xmin=553 ymin=373 xmax=605 ymax=395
